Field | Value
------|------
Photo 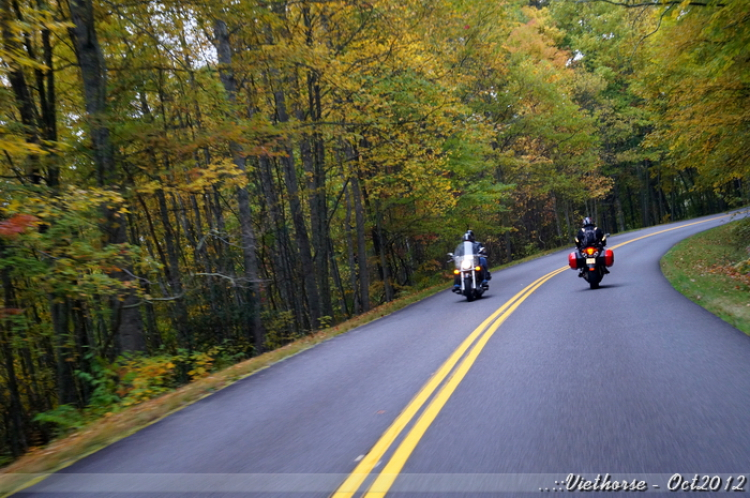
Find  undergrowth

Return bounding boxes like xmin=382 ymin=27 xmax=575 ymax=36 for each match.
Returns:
xmin=32 ymin=346 xmax=244 ymax=440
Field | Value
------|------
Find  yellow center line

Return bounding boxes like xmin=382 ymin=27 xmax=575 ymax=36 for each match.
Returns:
xmin=331 ymin=270 xmax=562 ymax=497
xmin=363 ymin=268 xmax=567 ymax=497
xmin=608 ymin=215 xmax=726 ymax=251
xmin=333 ymin=214 xmax=729 ymax=498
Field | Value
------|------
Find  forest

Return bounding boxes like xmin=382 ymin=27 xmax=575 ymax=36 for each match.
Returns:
xmin=1 ymin=0 xmax=747 ymax=464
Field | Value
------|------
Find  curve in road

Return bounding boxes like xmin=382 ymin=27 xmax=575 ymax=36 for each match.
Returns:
xmin=9 ymin=211 xmax=750 ymax=498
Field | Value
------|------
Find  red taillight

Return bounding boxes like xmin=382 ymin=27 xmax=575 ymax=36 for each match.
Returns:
xmin=584 ymin=247 xmax=596 ymax=255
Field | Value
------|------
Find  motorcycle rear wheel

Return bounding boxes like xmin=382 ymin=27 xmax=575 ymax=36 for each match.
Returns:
xmin=585 ymin=269 xmax=602 ymax=289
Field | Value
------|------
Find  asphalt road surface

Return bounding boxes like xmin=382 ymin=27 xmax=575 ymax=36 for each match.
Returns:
xmin=10 ymin=212 xmax=750 ymax=497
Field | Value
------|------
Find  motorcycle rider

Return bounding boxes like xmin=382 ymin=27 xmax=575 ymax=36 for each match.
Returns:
xmin=452 ymin=230 xmax=491 ymax=293
xmin=575 ymin=217 xmax=608 ymax=276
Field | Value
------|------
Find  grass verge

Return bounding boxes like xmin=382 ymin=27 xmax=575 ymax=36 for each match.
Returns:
xmin=661 ymin=220 xmax=750 ymax=335
xmin=0 ymin=247 xmax=563 ymax=497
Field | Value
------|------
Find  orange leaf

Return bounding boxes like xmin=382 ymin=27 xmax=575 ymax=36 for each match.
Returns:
xmin=0 ymin=214 xmax=39 ymax=239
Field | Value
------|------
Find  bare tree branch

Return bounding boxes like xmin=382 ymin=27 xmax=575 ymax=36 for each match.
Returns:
xmin=194 ymin=272 xmax=268 ymax=285
xmin=629 ymin=3 xmax=676 ymax=65
xmin=121 ymin=267 xmax=156 ymax=285
xmin=123 ymin=292 xmax=185 ymax=308
xmin=194 ymin=272 xmax=239 ymax=286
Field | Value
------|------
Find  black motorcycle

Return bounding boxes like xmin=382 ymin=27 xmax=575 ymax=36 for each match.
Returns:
xmin=449 ymin=241 xmax=487 ymax=301
xmin=568 ymin=241 xmax=614 ymax=289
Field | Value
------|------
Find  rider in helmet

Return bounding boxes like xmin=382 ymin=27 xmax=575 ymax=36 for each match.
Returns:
xmin=452 ymin=230 xmax=491 ymax=293
xmin=575 ymin=217 xmax=608 ymax=276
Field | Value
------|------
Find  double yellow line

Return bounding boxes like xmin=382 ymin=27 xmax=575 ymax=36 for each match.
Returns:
xmin=332 ymin=214 xmax=728 ymax=498
xmin=332 ymin=267 xmax=567 ymax=497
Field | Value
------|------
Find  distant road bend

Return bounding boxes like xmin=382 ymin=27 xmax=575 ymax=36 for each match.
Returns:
xmin=11 ymin=211 xmax=750 ymax=497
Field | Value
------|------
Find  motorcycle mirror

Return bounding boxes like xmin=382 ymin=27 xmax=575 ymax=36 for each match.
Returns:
xmin=447 ymin=253 xmax=453 ymax=257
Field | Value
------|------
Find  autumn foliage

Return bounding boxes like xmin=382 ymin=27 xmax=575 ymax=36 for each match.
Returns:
xmin=0 ymin=0 xmax=747 ymax=465
xmin=0 ymin=214 xmax=39 ymax=239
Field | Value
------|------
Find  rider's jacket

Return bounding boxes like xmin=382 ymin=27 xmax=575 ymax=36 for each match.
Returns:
xmin=575 ymin=224 xmax=605 ymax=250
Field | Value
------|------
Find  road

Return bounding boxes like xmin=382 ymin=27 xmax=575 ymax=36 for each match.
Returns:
xmin=11 ymin=212 xmax=750 ymax=497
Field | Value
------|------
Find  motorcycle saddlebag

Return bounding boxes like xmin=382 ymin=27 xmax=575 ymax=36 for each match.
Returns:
xmin=605 ymin=249 xmax=614 ymax=267
xmin=568 ymin=252 xmax=578 ymax=270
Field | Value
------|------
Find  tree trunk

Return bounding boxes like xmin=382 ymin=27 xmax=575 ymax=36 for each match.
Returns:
xmin=329 ymin=237 xmax=350 ymax=318
xmin=264 ymin=60 xmax=321 ymax=330
xmin=311 ymin=115 xmax=333 ymax=319
xmin=562 ymin=200 xmax=571 ymax=245
xmin=68 ymin=0 xmax=144 ymax=354
xmin=301 ymin=3 xmax=333 ymax=321
xmin=213 ymin=18 xmax=264 ymax=352
xmin=351 ymin=172 xmax=370 ymax=311
xmin=0 ymin=322 xmax=27 ymax=457
xmin=552 ymin=194 xmax=562 ymax=240
xmin=0 ymin=247 xmax=28 ymax=457
xmin=374 ymin=204 xmax=393 ymax=302
xmin=156 ymin=189 xmax=191 ymax=348
xmin=50 ymin=299 xmax=77 ymax=405
xmin=36 ymin=16 xmax=59 ymax=187
xmin=641 ymin=161 xmax=651 ymax=227
xmin=301 ymin=135 xmax=333 ymax=321
xmin=344 ymin=177 xmax=360 ymax=314
xmin=625 ymin=185 xmax=637 ymax=228
xmin=1 ymin=0 xmax=40 ymax=153
xmin=258 ymin=156 xmax=301 ymax=330
xmin=614 ymin=191 xmax=626 ymax=233
xmin=279 ymin=143 xmax=321 ymax=329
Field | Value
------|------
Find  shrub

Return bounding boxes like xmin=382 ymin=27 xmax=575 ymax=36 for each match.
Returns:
xmin=731 ymin=217 xmax=750 ymax=251
xmin=731 ymin=217 xmax=750 ymax=273
xmin=115 ymin=355 xmax=181 ymax=407
xmin=33 ymin=405 xmax=85 ymax=437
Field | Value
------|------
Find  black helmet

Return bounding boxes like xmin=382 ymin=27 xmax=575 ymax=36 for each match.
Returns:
xmin=582 ymin=217 xmax=592 ymax=227
xmin=463 ymin=230 xmax=475 ymax=242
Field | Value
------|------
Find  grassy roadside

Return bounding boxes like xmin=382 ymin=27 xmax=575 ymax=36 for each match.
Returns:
xmin=0 ymin=247 xmax=562 ymax=497
xmin=661 ymin=220 xmax=750 ymax=335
